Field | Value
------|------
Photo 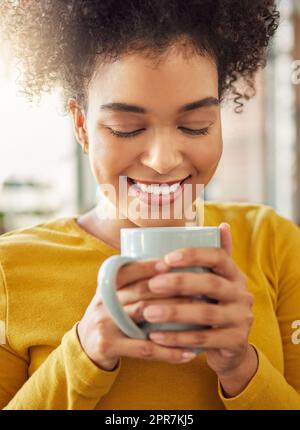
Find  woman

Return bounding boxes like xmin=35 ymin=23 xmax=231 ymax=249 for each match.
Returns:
xmin=0 ymin=0 xmax=299 ymax=410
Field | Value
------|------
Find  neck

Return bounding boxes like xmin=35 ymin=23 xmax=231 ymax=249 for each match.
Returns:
xmin=79 ymin=196 xmax=201 ymax=251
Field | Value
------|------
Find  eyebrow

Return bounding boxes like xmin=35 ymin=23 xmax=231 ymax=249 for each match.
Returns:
xmin=99 ymin=96 xmax=219 ymax=114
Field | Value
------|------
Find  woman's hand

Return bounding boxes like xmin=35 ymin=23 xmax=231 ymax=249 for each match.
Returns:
xmin=77 ymin=258 xmax=199 ymax=372
xmin=145 ymin=223 xmax=258 ymax=386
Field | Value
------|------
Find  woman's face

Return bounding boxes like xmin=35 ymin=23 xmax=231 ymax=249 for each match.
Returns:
xmin=69 ymin=44 xmax=223 ymax=227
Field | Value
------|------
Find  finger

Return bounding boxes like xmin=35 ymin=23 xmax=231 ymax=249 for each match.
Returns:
xmin=163 ymin=247 xmax=239 ymax=281
xmin=124 ymin=297 xmax=198 ymax=323
xmin=116 ymin=258 xmax=170 ymax=289
xmin=117 ymin=279 xmax=178 ymax=306
xmin=148 ymin=272 xmax=237 ymax=302
xmin=112 ymin=337 xmax=197 ymax=365
xmin=143 ymin=302 xmax=238 ymax=327
xmin=219 ymin=223 xmax=232 ymax=256
xmin=148 ymin=327 xmax=244 ymax=350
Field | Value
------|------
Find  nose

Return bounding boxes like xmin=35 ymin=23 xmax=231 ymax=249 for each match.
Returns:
xmin=139 ymin=127 xmax=183 ymax=175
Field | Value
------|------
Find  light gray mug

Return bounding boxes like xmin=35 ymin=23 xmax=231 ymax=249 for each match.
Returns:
xmin=97 ymin=226 xmax=220 ymax=354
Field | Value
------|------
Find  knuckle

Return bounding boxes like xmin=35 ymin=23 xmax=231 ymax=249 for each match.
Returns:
xmin=244 ymin=292 xmax=254 ymax=307
xmin=208 ymin=274 xmax=222 ymax=289
xmin=172 ymin=273 xmax=183 ymax=288
xmin=245 ymin=312 xmax=254 ymax=326
xmin=139 ymin=342 xmax=154 ymax=358
xmin=167 ymin=305 xmax=178 ymax=320
xmin=194 ymin=330 xmax=208 ymax=346
xmin=201 ymin=305 xmax=216 ymax=325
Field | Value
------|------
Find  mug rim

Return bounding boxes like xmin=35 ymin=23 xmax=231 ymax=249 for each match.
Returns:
xmin=121 ymin=226 xmax=219 ymax=232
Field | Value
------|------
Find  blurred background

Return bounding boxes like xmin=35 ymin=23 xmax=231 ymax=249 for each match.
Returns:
xmin=0 ymin=0 xmax=299 ymax=233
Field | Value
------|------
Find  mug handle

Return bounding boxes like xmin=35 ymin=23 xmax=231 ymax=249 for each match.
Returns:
xmin=97 ymin=255 xmax=148 ymax=340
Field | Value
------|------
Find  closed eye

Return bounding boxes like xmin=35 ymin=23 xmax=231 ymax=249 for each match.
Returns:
xmin=107 ymin=128 xmax=145 ymax=138
xmin=178 ymin=126 xmax=210 ymax=136
xmin=106 ymin=125 xmax=212 ymax=138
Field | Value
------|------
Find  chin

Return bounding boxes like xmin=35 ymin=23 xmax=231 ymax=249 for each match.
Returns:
xmin=130 ymin=217 xmax=196 ymax=228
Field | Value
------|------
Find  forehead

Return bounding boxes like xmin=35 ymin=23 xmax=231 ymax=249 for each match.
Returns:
xmin=87 ymin=49 xmax=218 ymax=116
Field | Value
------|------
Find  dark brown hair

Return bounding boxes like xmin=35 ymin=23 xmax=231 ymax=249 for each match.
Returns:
xmin=0 ymin=0 xmax=280 ymax=114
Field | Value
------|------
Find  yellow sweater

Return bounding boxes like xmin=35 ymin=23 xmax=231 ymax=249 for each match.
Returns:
xmin=1 ymin=201 xmax=300 ymax=410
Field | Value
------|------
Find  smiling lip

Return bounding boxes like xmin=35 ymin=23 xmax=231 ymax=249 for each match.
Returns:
xmin=127 ymin=175 xmax=191 ymax=185
xmin=127 ymin=174 xmax=193 ymax=206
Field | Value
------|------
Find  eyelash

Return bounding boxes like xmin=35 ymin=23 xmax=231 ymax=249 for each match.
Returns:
xmin=107 ymin=126 xmax=211 ymax=139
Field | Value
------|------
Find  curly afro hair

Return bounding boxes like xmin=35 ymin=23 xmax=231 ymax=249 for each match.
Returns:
xmin=0 ymin=0 xmax=280 ymax=115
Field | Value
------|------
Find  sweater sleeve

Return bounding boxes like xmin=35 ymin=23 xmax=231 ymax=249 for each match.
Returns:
xmin=0 ymin=264 xmax=121 ymax=410
xmin=218 ymin=209 xmax=300 ymax=409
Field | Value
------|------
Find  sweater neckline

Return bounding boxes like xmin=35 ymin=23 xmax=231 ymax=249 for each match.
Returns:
xmin=68 ymin=217 xmax=121 ymax=256
xmin=67 ymin=202 xmax=213 ymax=255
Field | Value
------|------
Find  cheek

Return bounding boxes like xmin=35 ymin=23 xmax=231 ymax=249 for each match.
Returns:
xmin=192 ymin=134 xmax=222 ymax=169
xmin=88 ymin=134 xmax=131 ymax=182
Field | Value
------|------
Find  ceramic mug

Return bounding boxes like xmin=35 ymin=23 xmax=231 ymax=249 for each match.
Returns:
xmin=97 ymin=226 xmax=220 ymax=353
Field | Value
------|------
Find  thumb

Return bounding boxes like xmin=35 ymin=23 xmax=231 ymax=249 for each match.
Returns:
xmin=219 ymin=222 xmax=232 ymax=256
xmin=220 ymin=348 xmax=235 ymax=357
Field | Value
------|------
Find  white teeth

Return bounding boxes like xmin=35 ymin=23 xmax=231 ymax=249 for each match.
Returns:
xmin=140 ymin=183 xmax=149 ymax=192
xmin=169 ymin=183 xmax=180 ymax=192
xmin=132 ymin=180 xmax=181 ymax=195
xmin=161 ymin=186 xmax=171 ymax=195
xmin=151 ymin=185 xmax=161 ymax=195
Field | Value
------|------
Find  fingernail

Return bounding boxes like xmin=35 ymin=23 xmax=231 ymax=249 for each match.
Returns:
xmin=144 ymin=306 xmax=164 ymax=321
xmin=181 ymin=352 xmax=197 ymax=361
xmin=154 ymin=261 xmax=169 ymax=272
xmin=148 ymin=276 xmax=168 ymax=290
xmin=165 ymin=251 xmax=183 ymax=264
xmin=149 ymin=332 xmax=165 ymax=341
xmin=221 ymin=349 xmax=235 ymax=357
